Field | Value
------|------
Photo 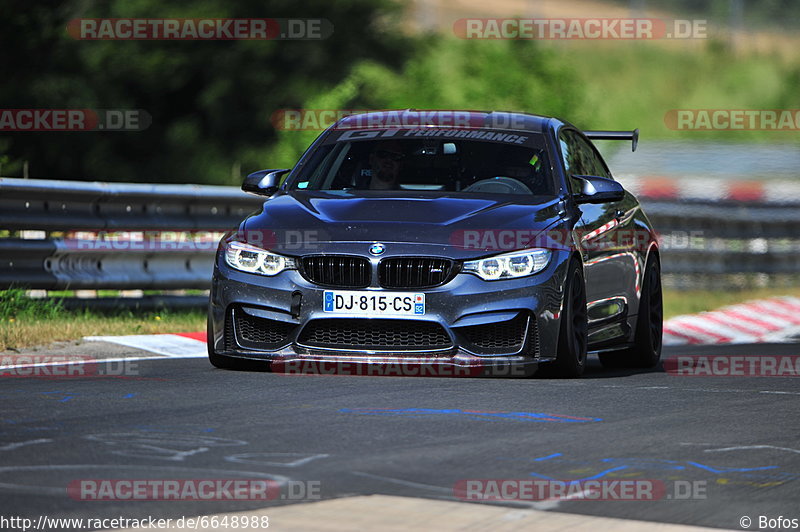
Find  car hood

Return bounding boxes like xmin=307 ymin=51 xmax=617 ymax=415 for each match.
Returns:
xmin=240 ymin=190 xmax=565 ymax=258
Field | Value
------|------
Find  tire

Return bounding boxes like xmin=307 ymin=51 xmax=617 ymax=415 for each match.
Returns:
xmin=208 ymin=350 xmax=244 ymax=370
xmin=207 ymin=313 xmax=248 ymax=370
xmin=599 ymin=254 xmax=663 ymax=369
xmin=538 ymin=260 xmax=588 ymax=378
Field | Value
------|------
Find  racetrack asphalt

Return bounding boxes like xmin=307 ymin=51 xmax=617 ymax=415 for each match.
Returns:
xmin=1 ymin=341 xmax=798 ymax=531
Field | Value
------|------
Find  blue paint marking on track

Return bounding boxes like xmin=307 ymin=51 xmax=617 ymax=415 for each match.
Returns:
xmin=686 ymin=461 xmax=778 ymax=474
xmin=41 ymin=391 xmax=78 ymax=402
xmin=529 ymin=465 xmax=629 ymax=483
xmin=533 ymin=453 xmax=563 ymax=461
xmin=524 ymin=454 xmax=792 ymax=485
xmin=600 ymin=457 xmax=686 ymax=471
xmin=339 ymin=408 xmax=602 ymax=423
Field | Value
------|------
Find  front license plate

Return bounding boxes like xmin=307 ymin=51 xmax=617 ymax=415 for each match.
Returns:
xmin=323 ymin=291 xmax=425 ymax=316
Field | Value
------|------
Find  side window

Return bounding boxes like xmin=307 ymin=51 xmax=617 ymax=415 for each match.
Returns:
xmin=558 ymin=130 xmax=589 ymax=194
xmin=573 ymin=135 xmax=610 ymax=179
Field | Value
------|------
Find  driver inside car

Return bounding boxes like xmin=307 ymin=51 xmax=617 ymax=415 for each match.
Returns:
xmin=367 ymin=140 xmax=406 ymax=190
xmin=500 ymin=151 xmax=549 ymax=193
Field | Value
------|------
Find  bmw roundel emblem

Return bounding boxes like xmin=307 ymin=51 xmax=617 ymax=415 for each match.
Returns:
xmin=369 ymin=243 xmax=386 ymax=256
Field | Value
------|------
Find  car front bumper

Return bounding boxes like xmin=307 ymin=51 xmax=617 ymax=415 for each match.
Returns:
xmin=208 ymin=249 xmax=570 ymax=377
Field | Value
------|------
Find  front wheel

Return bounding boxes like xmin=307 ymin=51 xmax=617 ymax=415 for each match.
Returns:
xmin=599 ymin=254 xmax=663 ymax=369
xmin=538 ymin=261 xmax=588 ymax=378
xmin=207 ymin=313 xmax=249 ymax=370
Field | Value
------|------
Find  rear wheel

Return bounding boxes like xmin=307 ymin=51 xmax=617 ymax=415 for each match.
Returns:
xmin=599 ymin=254 xmax=663 ymax=369
xmin=539 ymin=261 xmax=588 ymax=378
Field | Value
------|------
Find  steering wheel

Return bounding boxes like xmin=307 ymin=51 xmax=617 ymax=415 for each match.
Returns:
xmin=462 ymin=177 xmax=533 ymax=195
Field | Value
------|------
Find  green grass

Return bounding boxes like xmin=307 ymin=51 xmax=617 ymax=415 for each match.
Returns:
xmin=0 ymin=288 xmax=63 ymax=321
xmin=662 ymin=286 xmax=800 ymax=319
xmin=0 ymin=289 xmax=205 ymax=351
xmin=3 ymin=287 xmax=800 ymax=351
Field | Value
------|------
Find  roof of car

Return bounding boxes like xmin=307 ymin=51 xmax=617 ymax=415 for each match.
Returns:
xmin=333 ymin=109 xmax=562 ymax=133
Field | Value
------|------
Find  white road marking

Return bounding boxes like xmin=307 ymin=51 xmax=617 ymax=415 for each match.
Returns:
xmin=226 ymin=453 xmax=330 ymax=467
xmin=704 ymin=445 xmax=800 ymax=454
xmin=85 ymin=433 xmax=245 ymax=461
xmin=0 ymin=464 xmax=289 ymax=496
xmin=0 ymin=439 xmax=53 ymax=452
xmin=543 ymin=382 xmax=800 ymax=396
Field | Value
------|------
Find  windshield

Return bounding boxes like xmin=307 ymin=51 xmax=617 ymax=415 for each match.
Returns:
xmin=290 ymin=130 xmax=555 ymax=196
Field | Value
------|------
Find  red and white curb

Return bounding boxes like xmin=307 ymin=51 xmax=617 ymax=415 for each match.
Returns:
xmin=663 ymin=296 xmax=800 ymax=345
xmin=81 ymin=297 xmax=800 ymax=357
xmin=84 ymin=332 xmax=207 ymax=358
xmin=617 ymin=175 xmax=800 ymax=204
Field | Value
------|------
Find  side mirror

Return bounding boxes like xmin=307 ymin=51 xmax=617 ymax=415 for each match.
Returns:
xmin=572 ymin=175 xmax=626 ymax=204
xmin=242 ymin=169 xmax=291 ymax=197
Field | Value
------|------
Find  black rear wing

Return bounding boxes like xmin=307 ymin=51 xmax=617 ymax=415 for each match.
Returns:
xmin=583 ymin=129 xmax=639 ymax=152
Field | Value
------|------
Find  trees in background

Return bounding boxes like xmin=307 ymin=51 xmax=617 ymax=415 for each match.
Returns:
xmin=0 ymin=0 xmax=410 ymax=183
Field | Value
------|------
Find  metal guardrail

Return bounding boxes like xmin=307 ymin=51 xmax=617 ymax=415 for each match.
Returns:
xmin=644 ymin=201 xmax=800 ymax=239
xmin=0 ymin=177 xmax=261 ymax=231
xmin=0 ymin=238 xmax=219 ymax=290
xmin=1 ymin=177 xmax=262 ymax=290
xmin=644 ymin=201 xmax=800 ymax=277
xmin=1 ymin=177 xmax=799 ymax=291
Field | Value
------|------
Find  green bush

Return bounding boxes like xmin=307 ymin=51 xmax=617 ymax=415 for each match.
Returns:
xmin=266 ymin=36 xmax=584 ymax=168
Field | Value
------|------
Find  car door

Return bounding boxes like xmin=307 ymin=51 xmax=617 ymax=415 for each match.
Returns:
xmin=559 ymin=129 xmax=631 ymax=345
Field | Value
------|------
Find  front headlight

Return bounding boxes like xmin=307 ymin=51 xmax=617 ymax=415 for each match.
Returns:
xmin=224 ymin=241 xmax=296 ymax=276
xmin=462 ymin=248 xmax=551 ymax=280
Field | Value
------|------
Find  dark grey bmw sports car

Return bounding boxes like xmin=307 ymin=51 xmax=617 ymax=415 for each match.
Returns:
xmin=208 ymin=110 xmax=662 ymax=377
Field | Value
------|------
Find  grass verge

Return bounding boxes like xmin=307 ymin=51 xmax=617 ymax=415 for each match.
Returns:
xmin=2 ymin=287 xmax=800 ymax=351
xmin=662 ymin=286 xmax=800 ymax=319
xmin=0 ymin=289 xmax=205 ymax=352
